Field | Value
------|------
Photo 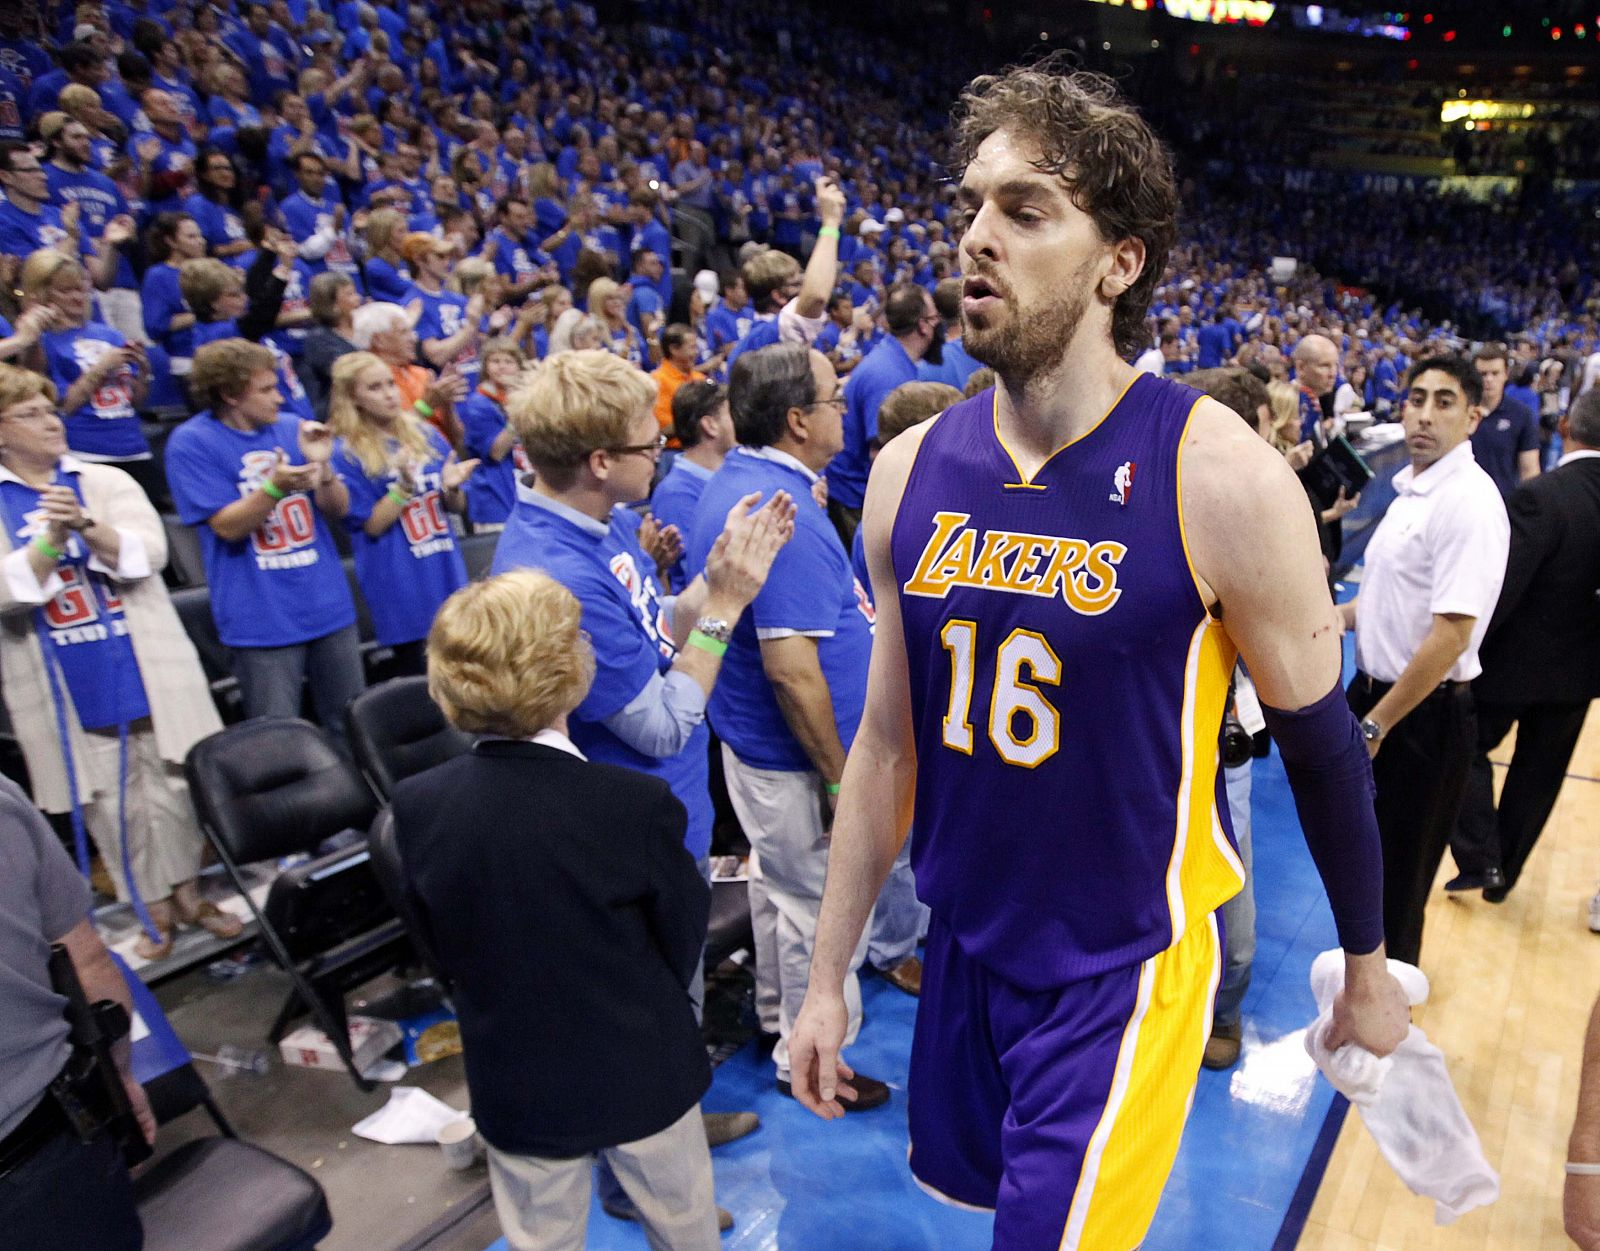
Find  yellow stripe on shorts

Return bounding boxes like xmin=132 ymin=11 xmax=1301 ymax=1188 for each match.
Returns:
xmin=1058 ymin=913 xmax=1222 ymax=1251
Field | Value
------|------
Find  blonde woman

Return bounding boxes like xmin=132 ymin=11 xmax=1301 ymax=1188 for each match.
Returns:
xmin=588 ymin=277 xmax=646 ymax=369
xmin=362 ymin=206 xmax=413 ymax=303
xmin=328 ymin=351 xmax=479 ymax=674
xmin=1267 ymin=380 xmax=1313 ymax=465
xmin=0 ymin=365 xmax=232 ymax=958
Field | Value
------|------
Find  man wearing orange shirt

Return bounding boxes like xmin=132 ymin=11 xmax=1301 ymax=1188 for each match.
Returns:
xmin=652 ymin=324 xmax=706 ymax=447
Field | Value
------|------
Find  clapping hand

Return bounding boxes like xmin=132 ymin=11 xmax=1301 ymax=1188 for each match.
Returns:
xmin=811 ymin=477 xmax=829 ymax=510
xmin=638 ymin=515 xmax=683 ymax=581
xmin=297 ymin=420 xmax=335 ymax=464
xmin=268 ymin=449 xmax=322 ymax=495
xmin=392 ymin=450 xmax=422 ymax=495
xmin=703 ymin=490 xmax=798 ymax=610
xmin=441 ymin=456 xmax=479 ymax=492
xmin=38 ymin=485 xmax=88 ymax=541
xmin=422 ymin=364 xmax=468 ymax=411
xmin=101 ymin=214 xmax=137 ymax=248
xmin=12 ymin=306 xmax=59 ymax=344
xmin=1285 ymin=441 xmax=1315 ymax=472
xmin=135 ymin=135 xmax=161 ymax=166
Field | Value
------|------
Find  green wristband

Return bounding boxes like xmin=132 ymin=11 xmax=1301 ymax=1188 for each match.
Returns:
xmin=824 ymin=781 xmax=841 ymax=796
xmin=261 ymin=479 xmax=287 ymax=501
xmin=32 ymin=536 xmax=63 ymax=561
xmin=818 ymin=226 xmax=840 ymax=240
xmin=386 ymin=487 xmax=412 ymax=507
xmin=414 ymin=399 xmax=435 ymax=419
xmin=685 ymin=629 xmax=728 ymax=658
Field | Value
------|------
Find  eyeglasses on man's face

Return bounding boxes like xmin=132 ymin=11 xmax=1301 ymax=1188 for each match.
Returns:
xmin=806 ymin=391 xmax=847 ymax=411
xmin=606 ymin=432 xmax=668 ymax=459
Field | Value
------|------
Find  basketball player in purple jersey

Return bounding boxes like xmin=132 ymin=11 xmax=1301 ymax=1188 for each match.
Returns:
xmin=789 ymin=66 xmax=1410 ymax=1249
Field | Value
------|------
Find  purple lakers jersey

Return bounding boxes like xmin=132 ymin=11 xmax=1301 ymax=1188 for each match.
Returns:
xmin=889 ymin=374 xmax=1244 ymax=989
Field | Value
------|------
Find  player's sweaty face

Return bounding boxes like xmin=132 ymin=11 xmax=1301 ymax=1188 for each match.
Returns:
xmin=956 ymin=130 xmax=1106 ymax=378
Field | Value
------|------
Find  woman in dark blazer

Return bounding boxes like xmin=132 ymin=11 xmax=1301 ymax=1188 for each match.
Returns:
xmin=391 ymin=570 xmax=719 ymax=1251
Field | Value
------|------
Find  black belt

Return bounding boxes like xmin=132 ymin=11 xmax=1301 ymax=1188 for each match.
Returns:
xmin=1354 ymin=672 xmax=1469 ymax=699
xmin=0 ymin=1075 xmax=70 ymax=1179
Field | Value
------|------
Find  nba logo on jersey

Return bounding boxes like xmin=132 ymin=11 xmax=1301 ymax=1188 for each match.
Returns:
xmin=1110 ymin=460 xmax=1136 ymax=506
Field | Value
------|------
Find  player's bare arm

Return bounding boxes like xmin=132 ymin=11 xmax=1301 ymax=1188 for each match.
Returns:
xmin=1181 ymin=397 xmax=1409 ymax=1056
xmin=788 ymin=416 xmax=931 ymax=1118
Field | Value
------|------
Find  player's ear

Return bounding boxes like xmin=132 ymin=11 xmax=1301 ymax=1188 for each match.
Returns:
xmin=1100 ymin=236 xmax=1145 ymax=302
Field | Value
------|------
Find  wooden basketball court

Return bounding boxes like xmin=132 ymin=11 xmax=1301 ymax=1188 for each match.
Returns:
xmin=1300 ymin=705 xmax=1600 ymax=1249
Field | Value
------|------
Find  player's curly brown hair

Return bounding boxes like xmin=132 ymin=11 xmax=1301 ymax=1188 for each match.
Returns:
xmin=952 ymin=59 xmax=1179 ymax=359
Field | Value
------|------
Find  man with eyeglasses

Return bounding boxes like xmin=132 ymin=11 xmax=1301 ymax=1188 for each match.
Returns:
xmin=684 ymin=342 xmax=888 ymax=1110
xmin=827 ymin=283 xmax=943 ymax=545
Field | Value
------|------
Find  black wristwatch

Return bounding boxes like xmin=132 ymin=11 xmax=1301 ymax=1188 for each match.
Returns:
xmin=1359 ymin=717 xmax=1383 ymax=744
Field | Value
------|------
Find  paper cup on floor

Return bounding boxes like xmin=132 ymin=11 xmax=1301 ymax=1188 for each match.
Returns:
xmin=437 ymin=1117 xmax=479 ymax=1170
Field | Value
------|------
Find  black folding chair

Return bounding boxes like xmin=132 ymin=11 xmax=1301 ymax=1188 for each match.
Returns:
xmin=184 ymin=717 xmax=405 ymax=1090
xmin=345 ymin=677 xmax=472 ymax=802
xmin=121 ymin=954 xmax=333 ymax=1251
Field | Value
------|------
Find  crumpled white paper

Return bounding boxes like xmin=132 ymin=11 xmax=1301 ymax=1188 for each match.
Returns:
xmin=1304 ymin=948 xmax=1499 ymax=1224
xmin=351 ymin=1086 xmax=470 ymax=1145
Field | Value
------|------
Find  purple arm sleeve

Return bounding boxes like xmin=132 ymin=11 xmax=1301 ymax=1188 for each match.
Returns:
xmin=1260 ymin=681 xmax=1385 ymax=955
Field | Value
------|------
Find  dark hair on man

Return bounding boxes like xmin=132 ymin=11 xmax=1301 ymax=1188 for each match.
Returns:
xmin=1158 ymin=331 xmax=1178 ymax=347
xmin=1567 ymin=389 xmax=1600 ymax=449
xmin=1188 ymin=367 xmax=1269 ymax=430
xmin=825 ymin=290 xmax=852 ymax=316
xmin=131 ymin=20 xmax=166 ymax=60
xmin=728 ymin=342 xmax=816 ymax=448
xmin=1471 ymin=343 xmax=1509 ymax=367
xmin=0 ymin=140 xmax=31 ymax=173
xmin=116 ymin=50 xmax=151 ymax=86
xmin=952 ymin=60 xmax=1179 ymax=358
xmin=1404 ymin=354 xmax=1483 ymax=408
xmin=57 ymin=42 xmax=101 ymax=76
xmin=671 ymin=379 xmax=726 ymax=449
xmin=932 ymin=276 xmax=963 ymax=323
xmin=659 ymin=322 xmax=694 ymax=356
xmin=293 ymin=150 xmax=327 ymax=173
xmin=884 ymin=283 xmax=929 ymax=337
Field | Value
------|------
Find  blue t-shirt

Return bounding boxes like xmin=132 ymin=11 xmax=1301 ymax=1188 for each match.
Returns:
xmin=333 ymin=426 xmax=467 ymax=646
xmin=687 ymin=448 xmax=873 ymax=771
xmin=408 ymin=285 xmax=480 ymax=387
xmin=649 ymin=457 xmax=714 ymax=592
xmin=705 ymin=302 xmax=752 ymax=357
xmin=363 ymin=256 xmax=412 ymax=303
xmin=48 ymin=165 xmax=135 ymax=289
xmin=491 ymin=492 xmax=715 ymax=858
xmin=0 ymin=199 xmax=69 ymax=257
xmin=0 ymin=468 xmax=149 ymax=730
xmin=41 ymin=324 xmax=150 ymax=461
xmin=457 ymin=389 xmax=528 ymax=526
xmin=164 ymin=412 xmax=356 ymax=647
xmin=829 ymin=334 xmax=918 ymax=510
xmin=183 ymin=194 xmax=253 ymax=269
xmin=917 ymin=338 xmax=982 ymax=391
xmin=1468 ymin=396 xmax=1540 ymax=498
xmin=140 ymin=263 xmax=194 ymax=359
xmin=281 ymin=188 xmax=359 ymax=279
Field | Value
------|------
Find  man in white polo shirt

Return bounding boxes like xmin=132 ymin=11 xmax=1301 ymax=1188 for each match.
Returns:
xmin=1341 ymin=354 xmax=1509 ymax=967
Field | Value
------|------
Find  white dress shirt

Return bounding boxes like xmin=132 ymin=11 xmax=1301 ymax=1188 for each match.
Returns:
xmin=1355 ymin=440 xmax=1509 ymax=684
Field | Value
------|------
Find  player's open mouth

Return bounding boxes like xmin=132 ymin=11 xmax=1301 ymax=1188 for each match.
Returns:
xmin=962 ymin=276 xmax=1003 ymax=313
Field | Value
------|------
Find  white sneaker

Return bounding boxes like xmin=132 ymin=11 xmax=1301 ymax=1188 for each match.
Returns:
xmin=1589 ymin=889 xmax=1600 ymax=934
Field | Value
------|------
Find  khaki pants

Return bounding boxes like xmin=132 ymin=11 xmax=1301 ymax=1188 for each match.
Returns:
xmin=722 ymin=746 xmax=867 ymax=1081
xmin=74 ymin=723 xmax=202 ymax=903
xmin=487 ymin=1103 xmax=718 ymax=1251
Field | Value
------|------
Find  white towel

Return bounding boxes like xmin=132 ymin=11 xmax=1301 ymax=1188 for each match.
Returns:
xmin=1303 ymin=948 xmax=1500 ymax=1224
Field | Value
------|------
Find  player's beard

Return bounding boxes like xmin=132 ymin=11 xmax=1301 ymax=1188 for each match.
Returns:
xmin=962 ymin=256 xmax=1097 ymax=388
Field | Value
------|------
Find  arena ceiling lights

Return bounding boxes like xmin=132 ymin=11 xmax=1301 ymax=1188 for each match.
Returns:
xmin=1077 ymin=0 xmax=1279 ymax=25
